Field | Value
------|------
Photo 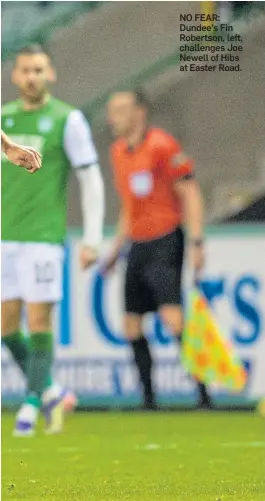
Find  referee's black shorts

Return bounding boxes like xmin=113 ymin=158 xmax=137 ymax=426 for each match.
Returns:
xmin=125 ymin=227 xmax=184 ymax=315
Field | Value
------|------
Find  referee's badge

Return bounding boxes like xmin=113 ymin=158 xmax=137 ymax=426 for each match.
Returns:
xmin=130 ymin=171 xmax=154 ymax=197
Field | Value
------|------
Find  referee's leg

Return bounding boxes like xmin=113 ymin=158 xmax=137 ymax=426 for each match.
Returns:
xmin=124 ymin=313 xmax=155 ymax=409
xmin=159 ymin=304 xmax=212 ymax=408
xmin=124 ymin=250 xmax=156 ymax=409
xmin=148 ymin=228 xmax=212 ymax=408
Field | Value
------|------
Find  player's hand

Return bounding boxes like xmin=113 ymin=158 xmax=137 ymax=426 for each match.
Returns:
xmin=6 ymin=143 xmax=42 ymax=173
xmin=79 ymin=244 xmax=99 ymax=270
xmin=189 ymin=242 xmax=205 ymax=274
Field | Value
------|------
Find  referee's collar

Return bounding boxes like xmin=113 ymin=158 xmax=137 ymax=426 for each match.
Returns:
xmin=126 ymin=127 xmax=150 ymax=152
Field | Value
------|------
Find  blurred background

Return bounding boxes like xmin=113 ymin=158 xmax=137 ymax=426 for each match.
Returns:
xmin=2 ymin=1 xmax=265 ymax=409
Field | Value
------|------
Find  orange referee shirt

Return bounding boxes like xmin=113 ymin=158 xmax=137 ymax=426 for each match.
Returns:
xmin=110 ymin=127 xmax=194 ymax=242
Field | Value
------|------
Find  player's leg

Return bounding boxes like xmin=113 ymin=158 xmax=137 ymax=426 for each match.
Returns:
xmin=1 ymin=300 xmax=28 ymax=371
xmin=25 ymin=302 xmax=54 ymax=409
xmin=22 ymin=243 xmax=62 ymax=418
xmin=21 ymin=300 xmax=75 ymax=434
xmin=1 ymin=242 xmax=29 ymax=374
xmin=14 ymin=301 xmax=54 ymax=436
xmin=124 ymin=246 xmax=155 ymax=409
xmin=14 ymin=243 xmax=75 ymax=436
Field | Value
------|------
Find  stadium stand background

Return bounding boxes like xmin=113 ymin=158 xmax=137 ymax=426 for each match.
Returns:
xmin=2 ymin=1 xmax=265 ymax=226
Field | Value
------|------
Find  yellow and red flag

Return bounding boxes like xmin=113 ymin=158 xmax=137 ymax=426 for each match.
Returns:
xmin=181 ymin=288 xmax=247 ymax=392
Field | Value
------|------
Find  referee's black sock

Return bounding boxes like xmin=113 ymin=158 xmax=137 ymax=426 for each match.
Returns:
xmin=130 ymin=336 xmax=155 ymax=408
xmin=175 ymin=334 xmax=212 ymax=408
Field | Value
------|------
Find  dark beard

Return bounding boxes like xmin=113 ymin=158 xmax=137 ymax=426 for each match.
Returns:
xmin=21 ymin=89 xmax=47 ymax=105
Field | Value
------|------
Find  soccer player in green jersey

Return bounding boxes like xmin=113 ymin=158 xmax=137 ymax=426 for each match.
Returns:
xmin=1 ymin=45 xmax=105 ymax=436
xmin=1 ymin=129 xmax=41 ymax=172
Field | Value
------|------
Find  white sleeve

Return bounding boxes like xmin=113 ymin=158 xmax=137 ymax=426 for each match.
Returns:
xmin=75 ymin=165 xmax=105 ymax=250
xmin=64 ymin=110 xmax=98 ymax=168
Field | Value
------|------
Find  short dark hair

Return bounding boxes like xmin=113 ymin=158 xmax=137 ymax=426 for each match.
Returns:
xmin=109 ymin=88 xmax=151 ymax=115
xmin=16 ymin=44 xmax=52 ymax=61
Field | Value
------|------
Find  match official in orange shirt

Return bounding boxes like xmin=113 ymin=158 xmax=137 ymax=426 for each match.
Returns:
xmin=105 ymin=89 xmax=212 ymax=409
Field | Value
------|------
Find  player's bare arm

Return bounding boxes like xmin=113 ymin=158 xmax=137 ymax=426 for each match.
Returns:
xmin=1 ymin=130 xmax=41 ymax=173
xmin=175 ymin=178 xmax=205 ymax=272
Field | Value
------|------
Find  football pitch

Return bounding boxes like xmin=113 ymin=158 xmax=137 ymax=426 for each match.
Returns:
xmin=2 ymin=411 xmax=264 ymax=501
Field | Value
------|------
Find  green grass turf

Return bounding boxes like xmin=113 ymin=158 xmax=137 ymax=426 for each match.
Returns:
xmin=2 ymin=412 xmax=264 ymax=501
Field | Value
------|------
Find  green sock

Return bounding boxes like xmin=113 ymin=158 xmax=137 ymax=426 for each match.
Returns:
xmin=25 ymin=333 xmax=53 ymax=408
xmin=3 ymin=331 xmax=53 ymax=388
xmin=3 ymin=332 xmax=29 ymax=374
